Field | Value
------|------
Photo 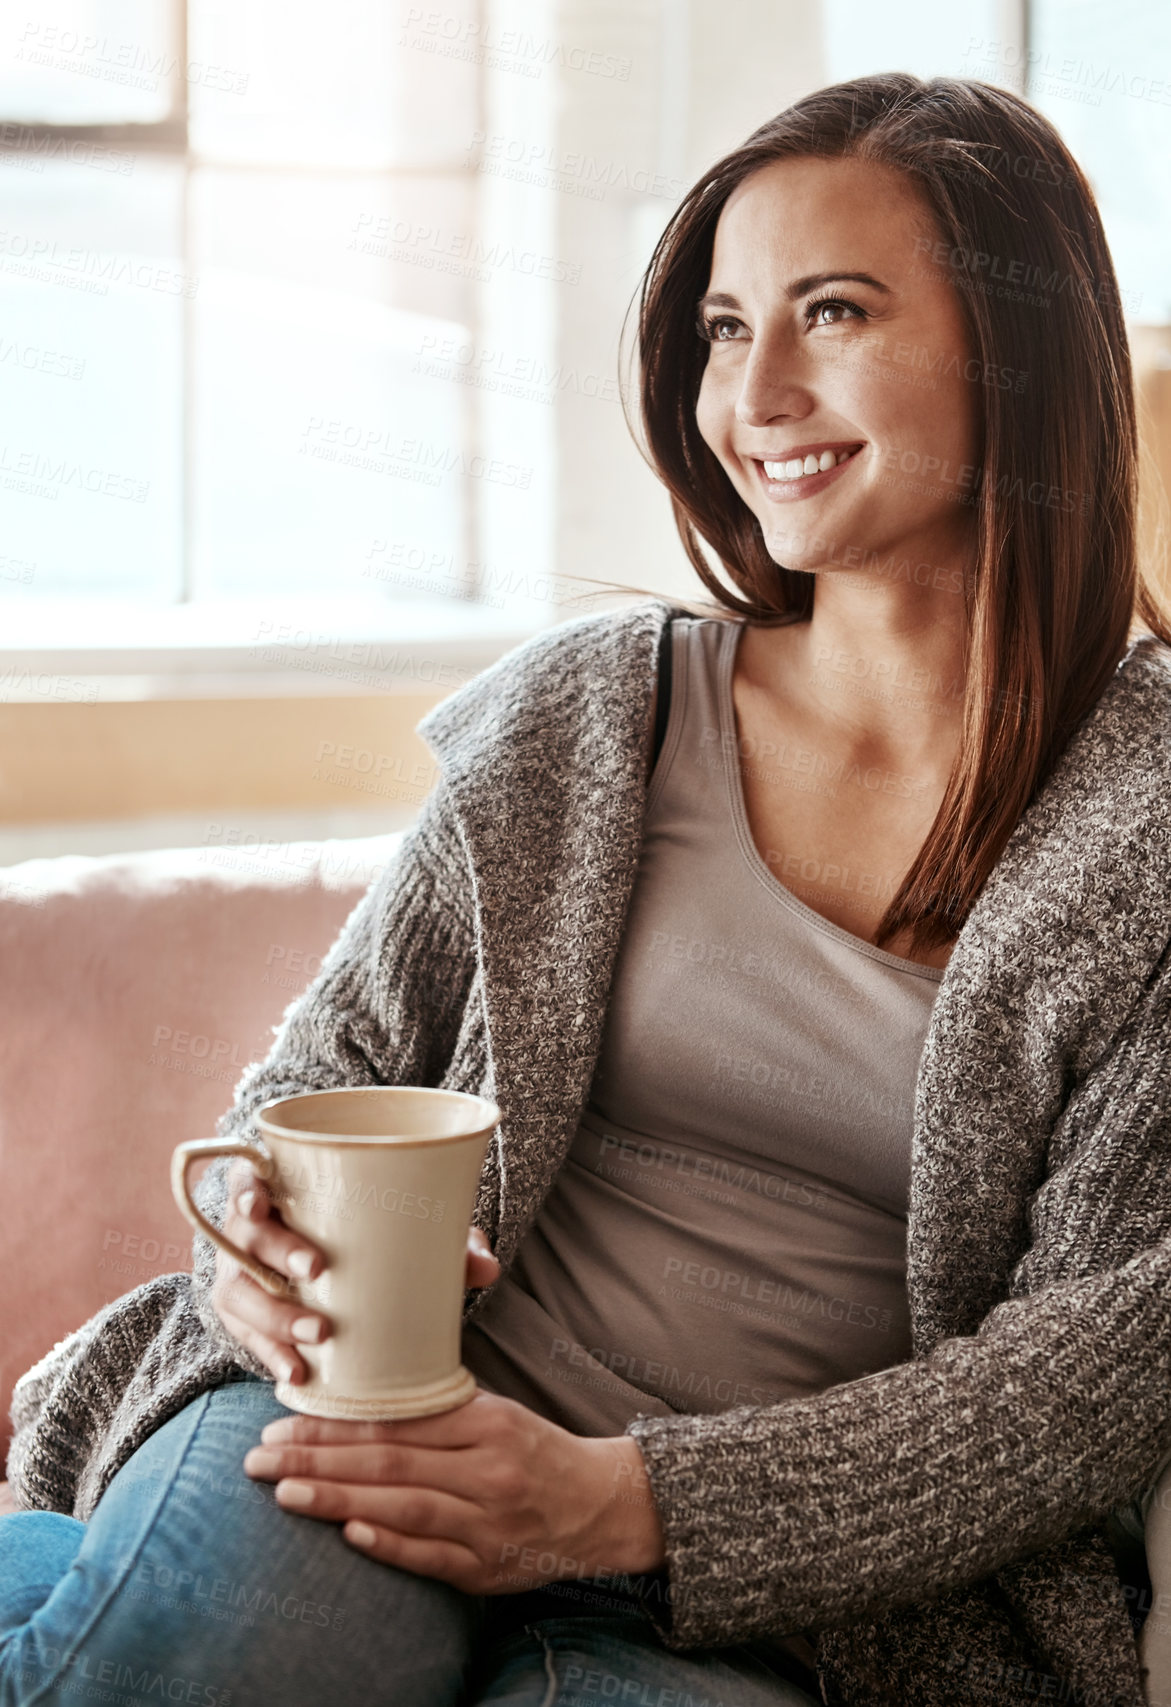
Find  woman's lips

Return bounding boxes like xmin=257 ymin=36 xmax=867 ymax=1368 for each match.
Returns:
xmin=753 ymin=444 xmax=864 ymax=501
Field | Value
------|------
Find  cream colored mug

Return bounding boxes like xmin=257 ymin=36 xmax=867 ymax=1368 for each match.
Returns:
xmin=171 ymin=1086 xmax=499 ymax=1421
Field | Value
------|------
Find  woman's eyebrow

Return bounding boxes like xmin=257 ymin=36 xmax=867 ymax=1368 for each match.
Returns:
xmin=697 ymin=272 xmax=891 ymax=312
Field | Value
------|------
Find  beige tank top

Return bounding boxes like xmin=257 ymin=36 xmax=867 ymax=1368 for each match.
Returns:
xmin=461 ymin=616 xmax=942 ymax=1434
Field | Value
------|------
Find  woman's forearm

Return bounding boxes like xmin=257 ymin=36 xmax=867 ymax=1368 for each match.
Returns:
xmin=578 ymin=1434 xmax=667 ymax=1576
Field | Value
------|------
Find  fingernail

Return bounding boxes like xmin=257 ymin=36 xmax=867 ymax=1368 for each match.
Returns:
xmin=291 ymin=1316 xmax=324 ymax=1344
xmin=244 ymin=1448 xmax=281 ymax=1476
xmin=275 ymin=1358 xmax=299 ymax=1384
xmin=277 ymin=1481 xmax=315 ymax=1508
xmin=347 ymin=1522 xmax=376 ymax=1547
xmin=238 ymin=1190 xmax=256 ymax=1217
xmin=287 ymin=1250 xmax=315 ymax=1279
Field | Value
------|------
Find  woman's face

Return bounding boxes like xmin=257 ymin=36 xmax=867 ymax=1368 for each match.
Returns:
xmin=694 ymin=154 xmax=981 ymax=587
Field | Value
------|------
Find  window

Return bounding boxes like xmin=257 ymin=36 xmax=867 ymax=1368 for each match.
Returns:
xmin=1023 ymin=0 xmax=1171 ymax=323
xmin=0 ymin=0 xmax=497 ymax=632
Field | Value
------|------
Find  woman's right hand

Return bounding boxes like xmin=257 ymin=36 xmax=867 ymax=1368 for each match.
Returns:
xmin=211 ymin=1158 xmax=502 ymax=1385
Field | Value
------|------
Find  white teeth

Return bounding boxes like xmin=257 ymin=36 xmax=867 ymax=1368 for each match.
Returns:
xmin=761 ymin=447 xmax=858 ymax=481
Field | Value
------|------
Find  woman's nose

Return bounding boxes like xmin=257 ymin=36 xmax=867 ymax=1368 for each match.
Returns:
xmin=733 ymin=341 xmax=811 ymax=428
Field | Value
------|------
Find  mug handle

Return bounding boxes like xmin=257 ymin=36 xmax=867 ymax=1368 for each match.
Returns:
xmin=171 ymin=1139 xmax=292 ymax=1299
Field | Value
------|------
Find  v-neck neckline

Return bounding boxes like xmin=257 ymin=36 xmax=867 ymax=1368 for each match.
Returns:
xmin=711 ymin=617 xmax=945 ymax=983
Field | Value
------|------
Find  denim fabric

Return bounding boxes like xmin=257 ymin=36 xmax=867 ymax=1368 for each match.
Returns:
xmin=469 ymin=1614 xmax=819 ymax=1705
xmin=0 ymin=1377 xmax=819 ymax=1706
xmin=0 ymin=1376 xmax=481 ymax=1706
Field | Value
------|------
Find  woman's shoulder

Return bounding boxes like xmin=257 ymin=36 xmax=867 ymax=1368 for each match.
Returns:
xmin=1121 ymin=629 xmax=1171 ymax=702
xmin=997 ymin=631 xmax=1171 ymax=924
xmin=1092 ymin=632 xmax=1171 ymax=779
xmin=415 ymin=596 xmax=678 ymax=772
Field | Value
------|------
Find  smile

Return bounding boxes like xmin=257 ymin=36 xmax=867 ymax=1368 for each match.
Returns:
xmin=752 ymin=443 xmax=864 ymax=501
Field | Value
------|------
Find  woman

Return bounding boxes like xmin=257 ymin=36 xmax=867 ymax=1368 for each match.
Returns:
xmin=5 ymin=71 xmax=1171 ymax=1707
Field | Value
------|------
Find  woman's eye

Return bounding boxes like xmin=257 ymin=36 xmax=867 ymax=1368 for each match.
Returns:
xmin=806 ymin=296 xmax=865 ymax=327
xmin=697 ymin=298 xmax=866 ymax=342
xmin=697 ymin=314 xmax=743 ymax=342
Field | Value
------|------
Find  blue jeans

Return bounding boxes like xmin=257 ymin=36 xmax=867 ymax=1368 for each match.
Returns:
xmin=0 ymin=1376 xmax=820 ymax=1706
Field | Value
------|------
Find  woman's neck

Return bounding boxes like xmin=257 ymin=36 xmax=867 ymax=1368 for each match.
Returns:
xmin=746 ymin=582 xmax=968 ymax=776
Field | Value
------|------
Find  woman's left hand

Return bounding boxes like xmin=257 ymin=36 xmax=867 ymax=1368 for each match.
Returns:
xmin=242 ymin=1388 xmax=667 ymax=1595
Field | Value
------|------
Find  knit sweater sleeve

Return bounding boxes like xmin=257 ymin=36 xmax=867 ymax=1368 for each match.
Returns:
xmin=187 ymin=775 xmax=477 ymax=1375
xmin=624 ymin=934 xmax=1171 ymax=1652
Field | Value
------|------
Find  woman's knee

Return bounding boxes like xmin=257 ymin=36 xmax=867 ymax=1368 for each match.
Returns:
xmin=42 ymin=1377 xmax=486 ymax=1701
xmin=75 ymin=1375 xmax=294 ymax=1565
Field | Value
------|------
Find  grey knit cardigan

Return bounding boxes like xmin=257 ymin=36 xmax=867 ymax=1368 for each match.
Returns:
xmin=8 ymin=596 xmax=1171 ymax=1707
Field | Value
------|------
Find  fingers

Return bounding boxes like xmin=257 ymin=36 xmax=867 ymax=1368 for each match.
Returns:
xmin=465 ymin=1225 xmax=501 ymax=1290
xmin=213 ymin=1191 xmax=498 ymax=1384
xmin=214 ymin=1283 xmax=308 ymax=1386
xmin=265 ymin=1473 xmax=480 ymax=1548
xmin=244 ymin=1440 xmax=485 ymax=1501
xmin=213 ymin=1263 xmax=330 ymax=1386
xmin=225 ymin=1155 xmax=268 ymax=1200
xmin=226 ymin=1161 xmax=326 ymax=1283
xmin=342 ymin=1525 xmax=485 ymax=1590
xmin=212 ymin=1158 xmax=331 ymax=1384
xmin=261 ymin=1416 xmax=402 ymax=1446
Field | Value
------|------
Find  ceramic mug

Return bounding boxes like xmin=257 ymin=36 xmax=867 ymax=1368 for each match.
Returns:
xmin=171 ymin=1086 xmax=500 ymax=1421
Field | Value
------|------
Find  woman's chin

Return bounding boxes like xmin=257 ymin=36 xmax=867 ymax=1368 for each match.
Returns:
xmin=760 ymin=541 xmax=830 ymax=576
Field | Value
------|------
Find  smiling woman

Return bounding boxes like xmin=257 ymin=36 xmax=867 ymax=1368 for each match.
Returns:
xmin=5 ymin=70 xmax=1171 ymax=1707
xmin=631 ymin=76 xmax=1171 ymax=969
xmin=681 ymin=153 xmax=984 ymax=969
xmin=692 ymin=163 xmax=980 ymax=577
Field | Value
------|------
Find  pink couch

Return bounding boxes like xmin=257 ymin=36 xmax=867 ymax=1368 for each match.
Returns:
xmin=0 ymin=827 xmax=404 ymax=1485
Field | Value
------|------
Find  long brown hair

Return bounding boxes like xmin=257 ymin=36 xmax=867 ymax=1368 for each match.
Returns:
xmin=593 ymin=72 xmax=1171 ymax=957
